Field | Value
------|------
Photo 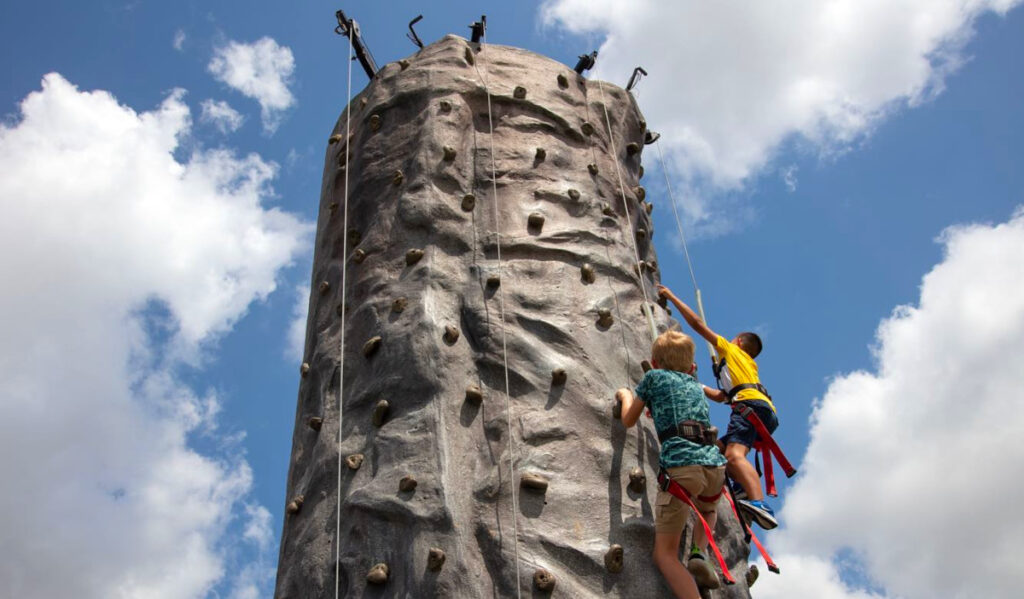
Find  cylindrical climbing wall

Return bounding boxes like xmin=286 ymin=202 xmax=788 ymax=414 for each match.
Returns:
xmin=276 ymin=35 xmax=753 ymax=598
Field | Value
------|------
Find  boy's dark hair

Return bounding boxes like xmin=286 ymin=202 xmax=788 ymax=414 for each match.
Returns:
xmin=737 ymin=332 xmax=763 ymax=358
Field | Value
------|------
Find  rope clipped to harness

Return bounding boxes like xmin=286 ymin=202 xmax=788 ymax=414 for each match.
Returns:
xmin=722 ymin=483 xmax=780 ymax=575
xmin=657 ymin=470 xmax=737 ymax=586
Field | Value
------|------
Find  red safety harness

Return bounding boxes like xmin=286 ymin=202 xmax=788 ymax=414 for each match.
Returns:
xmin=732 ymin=402 xmax=798 ymax=497
xmin=657 ymin=470 xmax=736 ymax=586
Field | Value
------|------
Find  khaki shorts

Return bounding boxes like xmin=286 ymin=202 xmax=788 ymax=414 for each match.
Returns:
xmin=654 ymin=465 xmax=726 ymax=535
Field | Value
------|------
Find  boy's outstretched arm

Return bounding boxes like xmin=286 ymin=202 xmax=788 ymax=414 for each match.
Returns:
xmin=615 ymin=388 xmax=646 ymax=428
xmin=703 ymin=385 xmax=728 ymax=403
xmin=656 ymin=285 xmax=718 ymax=346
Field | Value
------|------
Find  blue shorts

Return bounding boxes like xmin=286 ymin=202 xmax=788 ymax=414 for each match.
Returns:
xmin=720 ymin=400 xmax=778 ymax=449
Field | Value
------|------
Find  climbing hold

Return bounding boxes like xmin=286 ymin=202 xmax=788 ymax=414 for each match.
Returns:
xmin=644 ymin=202 xmax=653 ymax=215
xmin=399 ymin=474 xmax=418 ymax=493
xmin=465 ymin=385 xmax=483 ymax=405
xmin=369 ymin=114 xmax=382 ymax=132
xmin=348 ymin=229 xmax=362 ymax=247
xmin=520 ymin=472 xmax=549 ymax=492
xmin=461 ymin=193 xmax=476 ymax=211
xmin=286 ymin=495 xmax=304 ymax=515
xmin=551 ymin=368 xmax=567 ymax=385
xmin=581 ymin=263 xmax=596 ymax=284
xmin=604 ymin=544 xmax=624 ymax=573
xmin=464 ymin=46 xmax=475 ymax=65
xmin=657 ymin=296 xmax=668 ymax=311
xmin=533 ymin=568 xmax=556 ymax=592
xmin=428 ymin=547 xmax=446 ymax=571
xmin=638 ymin=165 xmax=645 ymax=179
xmin=486 ymin=274 xmax=500 ymax=288
xmin=329 ymin=133 xmax=344 ymax=145
xmin=513 ymin=86 xmax=527 ymax=99
xmin=647 ymin=260 xmax=658 ymax=272
xmin=367 ymin=563 xmax=389 ymax=585
xmin=439 ymin=100 xmax=452 ymax=112
xmin=602 ymin=203 xmax=616 ymax=217
xmin=567 ymin=188 xmax=580 ymax=201
xmin=346 ymin=453 xmax=364 ymax=470
xmin=598 ymin=308 xmax=614 ymax=327
xmin=308 ymin=416 xmax=323 ymax=431
xmin=535 ymin=147 xmax=546 ymax=161
xmin=746 ymin=564 xmax=759 ymax=588
xmin=626 ymin=142 xmax=640 ymax=156
xmin=628 ymin=467 xmax=646 ymax=493
xmin=443 ymin=146 xmax=457 ymax=161
xmin=363 ymin=336 xmax=382 ymax=358
xmin=587 ymin=163 xmax=599 ymax=175
xmin=360 ymin=97 xmax=368 ymax=107
xmin=527 ymin=212 xmax=545 ymax=231
xmin=406 ymin=248 xmax=425 ymax=265
xmin=443 ymin=325 xmax=460 ymax=344
xmin=352 ymin=248 xmax=366 ymax=264
xmin=634 ymin=186 xmax=646 ymax=202
xmin=392 ymin=297 xmax=408 ymax=313
xmin=581 ymin=122 xmax=595 ymax=136
xmin=557 ymin=73 xmax=569 ymax=88
xmin=372 ymin=399 xmax=390 ymax=427
xmin=392 ymin=170 xmax=404 ymax=186
xmin=639 ymin=118 xmax=647 ymax=131
xmin=641 ymin=359 xmax=652 ymax=373
xmin=636 ymin=228 xmax=648 ymax=241
xmin=328 ymin=202 xmax=339 ymax=214
xmin=300 ymin=362 xmax=310 ymax=377
xmin=399 ymin=59 xmax=410 ymax=70
xmin=318 ymin=281 xmax=330 ymax=295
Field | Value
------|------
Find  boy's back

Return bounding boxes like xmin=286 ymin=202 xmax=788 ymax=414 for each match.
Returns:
xmin=636 ymin=369 xmax=725 ymax=470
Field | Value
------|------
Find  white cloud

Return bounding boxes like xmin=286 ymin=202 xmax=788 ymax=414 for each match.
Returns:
xmin=200 ymin=98 xmax=245 ymax=134
xmin=173 ymin=28 xmax=186 ymax=51
xmin=286 ymin=283 xmax=310 ymax=362
xmin=756 ymin=209 xmax=1024 ymax=598
xmin=208 ymin=37 xmax=296 ymax=133
xmin=542 ymin=0 xmax=1022 ymax=232
xmin=781 ymin=165 xmax=798 ymax=192
xmin=0 ymin=73 xmax=312 ymax=598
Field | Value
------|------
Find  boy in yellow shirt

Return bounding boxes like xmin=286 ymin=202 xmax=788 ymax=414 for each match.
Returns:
xmin=657 ymin=284 xmax=779 ymax=530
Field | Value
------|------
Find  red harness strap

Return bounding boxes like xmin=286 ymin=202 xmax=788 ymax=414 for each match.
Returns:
xmin=722 ymin=484 xmax=780 ymax=575
xmin=734 ymin=403 xmax=797 ymax=497
xmin=657 ymin=471 xmax=736 ymax=586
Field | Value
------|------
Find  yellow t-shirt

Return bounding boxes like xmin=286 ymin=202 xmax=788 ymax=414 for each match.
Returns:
xmin=714 ymin=335 xmax=775 ymax=411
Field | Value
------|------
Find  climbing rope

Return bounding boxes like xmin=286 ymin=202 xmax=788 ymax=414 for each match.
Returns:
xmin=333 ymin=29 xmax=354 ymax=599
xmin=595 ymin=80 xmax=657 ymax=342
xmin=471 ymin=36 xmax=524 ymax=599
xmin=653 ymin=139 xmax=715 ymax=360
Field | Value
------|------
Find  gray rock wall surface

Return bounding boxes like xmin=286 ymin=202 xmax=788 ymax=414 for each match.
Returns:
xmin=276 ymin=35 xmax=754 ymax=599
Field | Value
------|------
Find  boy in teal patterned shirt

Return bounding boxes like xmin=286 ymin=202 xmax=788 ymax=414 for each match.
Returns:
xmin=615 ymin=330 xmax=728 ymax=597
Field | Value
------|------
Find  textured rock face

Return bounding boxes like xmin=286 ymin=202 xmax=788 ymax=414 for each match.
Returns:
xmin=276 ymin=35 xmax=753 ymax=598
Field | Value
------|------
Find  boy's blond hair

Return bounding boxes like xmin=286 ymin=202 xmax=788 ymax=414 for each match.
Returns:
xmin=651 ymin=330 xmax=695 ymax=373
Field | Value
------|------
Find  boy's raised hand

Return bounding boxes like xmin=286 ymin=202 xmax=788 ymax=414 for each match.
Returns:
xmin=656 ymin=284 xmax=674 ymax=300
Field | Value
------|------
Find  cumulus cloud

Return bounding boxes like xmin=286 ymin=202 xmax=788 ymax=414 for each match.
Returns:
xmin=542 ymin=0 xmax=1022 ymax=231
xmin=173 ymin=28 xmax=186 ymax=51
xmin=208 ymin=37 xmax=296 ymax=133
xmin=0 ymin=73 xmax=311 ymax=598
xmin=756 ymin=209 xmax=1024 ymax=598
xmin=200 ymin=98 xmax=245 ymax=134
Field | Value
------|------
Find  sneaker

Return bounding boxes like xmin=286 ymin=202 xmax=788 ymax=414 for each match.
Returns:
xmin=738 ymin=499 xmax=778 ymax=530
xmin=686 ymin=554 xmax=721 ymax=589
xmin=745 ymin=564 xmax=759 ymax=588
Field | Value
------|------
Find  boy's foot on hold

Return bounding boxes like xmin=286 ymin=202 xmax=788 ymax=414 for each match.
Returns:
xmin=686 ymin=554 xmax=721 ymax=589
xmin=745 ymin=564 xmax=759 ymax=588
xmin=738 ymin=499 xmax=778 ymax=530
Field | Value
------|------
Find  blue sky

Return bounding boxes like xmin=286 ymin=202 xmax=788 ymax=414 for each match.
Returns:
xmin=2 ymin=1 xmax=1023 ymax=597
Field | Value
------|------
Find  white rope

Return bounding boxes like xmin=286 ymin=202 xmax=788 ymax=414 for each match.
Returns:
xmin=653 ymin=140 xmax=715 ymax=360
xmin=333 ymin=30 xmax=353 ymax=599
xmin=471 ymin=37 xmax=523 ymax=599
xmin=595 ymin=80 xmax=657 ymax=342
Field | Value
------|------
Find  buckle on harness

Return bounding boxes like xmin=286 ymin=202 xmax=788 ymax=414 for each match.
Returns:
xmin=657 ymin=420 xmax=718 ymax=446
xmin=657 ymin=469 xmax=671 ymax=492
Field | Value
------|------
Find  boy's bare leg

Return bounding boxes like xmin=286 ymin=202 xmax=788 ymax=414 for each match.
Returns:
xmin=724 ymin=443 xmax=763 ymax=501
xmin=653 ymin=532 xmax=701 ymax=599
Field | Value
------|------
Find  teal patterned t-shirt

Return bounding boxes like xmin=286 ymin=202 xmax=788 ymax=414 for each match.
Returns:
xmin=635 ymin=369 xmax=727 ymax=470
